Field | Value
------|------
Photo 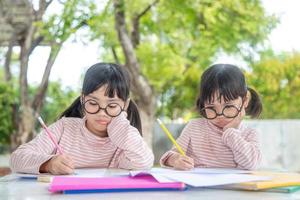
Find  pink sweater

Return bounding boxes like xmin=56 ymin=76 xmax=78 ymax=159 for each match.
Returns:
xmin=10 ymin=112 xmax=154 ymax=174
xmin=160 ymin=118 xmax=261 ymax=170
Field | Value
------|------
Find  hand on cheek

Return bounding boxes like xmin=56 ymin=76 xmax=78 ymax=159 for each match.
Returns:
xmin=223 ymin=107 xmax=245 ymax=131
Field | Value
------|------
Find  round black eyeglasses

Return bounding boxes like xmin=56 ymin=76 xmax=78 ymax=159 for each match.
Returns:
xmin=201 ymin=103 xmax=244 ymax=120
xmin=83 ymin=99 xmax=125 ymax=117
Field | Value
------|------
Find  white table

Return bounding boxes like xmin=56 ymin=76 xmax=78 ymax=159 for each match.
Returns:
xmin=1 ymin=174 xmax=300 ymax=200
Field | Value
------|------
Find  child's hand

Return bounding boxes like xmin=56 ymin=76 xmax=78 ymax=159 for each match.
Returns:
xmin=166 ymin=152 xmax=194 ymax=170
xmin=223 ymin=106 xmax=246 ymax=131
xmin=40 ymin=154 xmax=74 ymax=175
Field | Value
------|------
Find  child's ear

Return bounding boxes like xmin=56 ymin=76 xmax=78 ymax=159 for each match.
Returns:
xmin=244 ymin=91 xmax=251 ymax=108
xmin=124 ymin=99 xmax=130 ymax=110
xmin=80 ymin=94 xmax=85 ymax=116
xmin=80 ymin=94 xmax=84 ymax=104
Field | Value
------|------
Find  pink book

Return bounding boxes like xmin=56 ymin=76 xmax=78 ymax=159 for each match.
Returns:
xmin=49 ymin=175 xmax=186 ymax=193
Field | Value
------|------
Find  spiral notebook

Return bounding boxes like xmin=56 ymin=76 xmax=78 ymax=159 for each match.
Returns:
xmin=49 ymin=175 xmax=186 ymax=194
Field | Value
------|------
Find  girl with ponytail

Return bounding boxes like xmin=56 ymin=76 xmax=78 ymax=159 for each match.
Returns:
xmin=160 ymin=64 xmax=262 ymax=170
xmin=10 ymin=63 xmax=154 ymax=175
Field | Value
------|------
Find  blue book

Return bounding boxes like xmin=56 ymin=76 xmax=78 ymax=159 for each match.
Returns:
xmin=63 ymin=187 xmax=187 ymax=194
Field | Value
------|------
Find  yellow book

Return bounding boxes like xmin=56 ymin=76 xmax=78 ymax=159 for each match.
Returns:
xmin=221 ymin=171 xmax=300 ymax=190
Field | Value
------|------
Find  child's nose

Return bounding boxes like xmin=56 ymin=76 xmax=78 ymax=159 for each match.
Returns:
xmin=216 ymin=109 xmax=226 ymax=119
xmin=98 ymin=108 xmax=108 ymax=116
xmin=215 ymin=108 xmax=223 ymax=115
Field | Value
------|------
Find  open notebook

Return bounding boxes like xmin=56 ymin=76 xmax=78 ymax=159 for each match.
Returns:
xmin=49 ymin=175 xmax=186 ymax=194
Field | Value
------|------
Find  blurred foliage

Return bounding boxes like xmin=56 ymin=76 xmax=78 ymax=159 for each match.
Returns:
xmin=247 ymin=51 xmax=300 ymax=118
xmin=2 ymin=0 xmax=299 ymax=148
xmin=88 ymin=0 xmax=277 ymax=120
xmin=0 ymin=81 xmax=15 ymax=144
xmin=0 ymin=0 xmax=95 ymax=148
xmin=0 ymin=65 xmax=78 ymax=145
xmin=36 ymin=0 xmax=94 ymax=44
xmin=40 ymin=82 xmax=78 ymax=125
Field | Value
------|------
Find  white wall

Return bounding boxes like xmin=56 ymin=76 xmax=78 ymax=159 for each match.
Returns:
xmin=153 ymin=120 xmax=300 ymax=171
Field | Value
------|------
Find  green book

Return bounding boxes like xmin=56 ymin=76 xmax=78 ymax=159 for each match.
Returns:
xmin=264 ymin=186 xmax=300 ymax=193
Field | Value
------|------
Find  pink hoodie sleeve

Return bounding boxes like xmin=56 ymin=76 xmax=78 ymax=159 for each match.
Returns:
xmin=107 ymin=112 xmax=154 ymax=170
xmin=222 ymin=127 xmax=261 ymax=170
xmin=9 ymin=119 xmax=64 ymax=174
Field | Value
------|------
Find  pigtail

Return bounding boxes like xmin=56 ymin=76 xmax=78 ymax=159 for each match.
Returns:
xmin=126 ymin=99 xmax=142 ymax=135
xmin=59 ymin=96 xmax=83 ymax=118
xmin=196 ymin=95 xmax=205 ymax=117
xmin=245 ymin=87 xmax=263 ymax=118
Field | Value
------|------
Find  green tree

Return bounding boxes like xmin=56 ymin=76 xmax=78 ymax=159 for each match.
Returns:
xmin=1 ymin=0 xmax=92 ymax=149
xmin=247 ymin=52 xmax=300 ymax=118
xmin=41 ymin=82 xmax=78 ymax=124
xmin=0 ymin=82 xmax=14 ymax=145
xmin=88 ymin=0 xmax=277 ymax=143
xmin=0 ymin=66 xmax=77 ymax=148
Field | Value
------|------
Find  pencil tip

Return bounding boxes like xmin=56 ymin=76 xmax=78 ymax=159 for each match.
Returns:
xmin=156 ymin=118 xmax=162 ymax=124
xmin=34 ymin=112 xmax=40 ymax=118
xmin=37 ymin=115 xmax=44 ymax=125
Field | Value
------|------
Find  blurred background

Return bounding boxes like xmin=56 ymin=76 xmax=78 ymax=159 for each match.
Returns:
xmin=0 ymin=0 xmax=300 ymax=175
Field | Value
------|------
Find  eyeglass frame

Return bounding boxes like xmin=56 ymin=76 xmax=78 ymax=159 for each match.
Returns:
xmin=200 ymin=101 xmax=245 ymax=120
xmin=82 ymin=98 xmax=126 ymax=117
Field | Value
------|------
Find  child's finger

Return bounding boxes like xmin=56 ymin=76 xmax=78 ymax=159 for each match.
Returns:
xmin=64 ymin=155 xmax=75 ymax=167
xmin=174 ymin=163 xmax=193 ymax=171
xmin=58 ymin=154 xmax=74 ymax=168
xmin=62 ymin=157 xmax=74 ymax=169
xmin=182 ymin=159 xmax=193 ymax=167
xmin=181 ymin=156 xmax=194 ymax=165
xmin=57 ymin=162 xmax=74 ymax=175
xmin=180 ymin=161 xmax=194 ymax=170
xmin=174 ymin=158 xmax=194 ymax=170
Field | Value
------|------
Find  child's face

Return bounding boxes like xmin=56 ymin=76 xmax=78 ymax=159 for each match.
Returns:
xmin=203 ymin=94 xmax=245 ymax=129
xmin=82 ymin=85 xmax=126 ymax=137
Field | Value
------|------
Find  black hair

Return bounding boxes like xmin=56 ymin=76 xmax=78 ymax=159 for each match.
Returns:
xmin=196 ymin=64 xmax=262 ymax=118
xmin=60 ymin=63 xmax=142 ymax=134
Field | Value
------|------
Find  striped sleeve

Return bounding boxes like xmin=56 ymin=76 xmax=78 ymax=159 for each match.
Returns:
xmin=107 ymin=112 xmax=154 ymax=170
xmin=222 ymin=128 xmax=261 ymax=170
xmin=160 ymin=121 xmax=192 ymax=167
xmin=9 ymin=119 xmax=64 ymax=174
